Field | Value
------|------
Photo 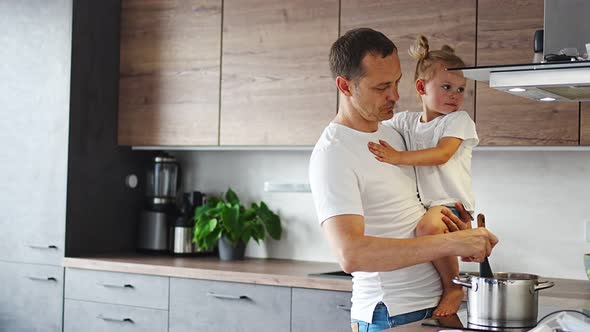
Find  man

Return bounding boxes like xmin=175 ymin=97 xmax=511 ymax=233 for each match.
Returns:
xmin=308 ymin=28 xmax=498 ymax=331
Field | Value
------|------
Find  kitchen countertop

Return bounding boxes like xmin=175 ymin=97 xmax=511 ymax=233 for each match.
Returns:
xmin=63 ymin=254 xmax=351 ymax=291
xmin=63 ymin=254 xmax=590 ymax=299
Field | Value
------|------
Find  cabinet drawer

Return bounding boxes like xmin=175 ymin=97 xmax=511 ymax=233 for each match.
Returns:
xmin=291 ymin=288 xmax=352 ymax=332
xmin=64 ymin=299 xmax=168 ymax=332
xmin=169 ymin=277 xmax=290 ymax=332
xmin=65 ymin=268 xmax=169 ymax=309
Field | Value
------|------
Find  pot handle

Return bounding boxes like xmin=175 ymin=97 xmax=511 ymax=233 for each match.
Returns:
xmin=534 ymin=281 xmax=555 ymax=291
xmin=452 ymin=276 xmax=472 ymax=288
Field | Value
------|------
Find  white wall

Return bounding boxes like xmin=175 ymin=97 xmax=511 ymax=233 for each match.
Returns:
xmin=174 ymin=150 xmax=590 ymax=280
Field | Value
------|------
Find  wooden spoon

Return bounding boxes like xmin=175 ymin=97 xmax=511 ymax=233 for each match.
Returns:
xmin=477 ymin=213 xmax=494 ymax=278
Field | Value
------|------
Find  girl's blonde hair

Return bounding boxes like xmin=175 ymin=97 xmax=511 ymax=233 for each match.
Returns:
xmin=408 ymin=35 xmax=466 ymax=83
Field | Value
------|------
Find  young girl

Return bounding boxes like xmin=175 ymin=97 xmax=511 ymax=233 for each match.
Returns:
xmin=368 ymin=35 xmax=479 ymax=317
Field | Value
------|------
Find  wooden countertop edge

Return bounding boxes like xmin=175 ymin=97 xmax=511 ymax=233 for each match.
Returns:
xmin=62 ymin=257 xmax=352 ymax=292
xmin=62 ymin=257 xmax=589 ymax=298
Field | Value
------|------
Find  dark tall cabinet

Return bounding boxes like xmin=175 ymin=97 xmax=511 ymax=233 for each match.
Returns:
xmin=66 ymin=0 xmax=152 ymax=257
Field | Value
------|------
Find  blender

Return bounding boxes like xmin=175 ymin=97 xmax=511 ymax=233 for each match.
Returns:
xmin=137 ymin=152 xmax=181 ymax=252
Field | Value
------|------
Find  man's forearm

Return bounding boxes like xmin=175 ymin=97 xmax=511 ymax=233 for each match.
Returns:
xmin=338 ymin=234 xmax=454 ymax=273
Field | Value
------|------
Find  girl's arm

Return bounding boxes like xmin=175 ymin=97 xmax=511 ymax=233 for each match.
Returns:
xmin=368 ymin=137 xmax=463 ymax=166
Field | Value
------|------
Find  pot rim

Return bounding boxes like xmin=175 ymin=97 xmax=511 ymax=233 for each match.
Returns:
xmin=461 ymin=272 xmax=541 ymax=281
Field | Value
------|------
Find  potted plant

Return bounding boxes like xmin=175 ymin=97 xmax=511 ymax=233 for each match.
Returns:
xmin=193 ymin=188 xmax=282 ymax=260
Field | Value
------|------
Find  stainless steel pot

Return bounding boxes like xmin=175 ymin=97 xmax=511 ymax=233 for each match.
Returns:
xmin=452 ymin=272 xmax=554 ymax=328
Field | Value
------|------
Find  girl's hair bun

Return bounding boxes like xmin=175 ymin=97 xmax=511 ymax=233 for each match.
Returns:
xmin=408 ymin=35 xmax=429 ymax=60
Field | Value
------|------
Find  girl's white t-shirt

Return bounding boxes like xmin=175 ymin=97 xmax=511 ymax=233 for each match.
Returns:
xmin=384 ymin=111 xmax=479 ymax=212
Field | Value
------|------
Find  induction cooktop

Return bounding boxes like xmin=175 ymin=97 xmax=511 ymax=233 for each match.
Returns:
xmin=421 ymin=305 xmax=563 ymax=332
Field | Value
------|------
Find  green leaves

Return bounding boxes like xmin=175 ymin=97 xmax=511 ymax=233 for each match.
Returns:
xmin=192 ymin=188 xmax=282 ymax=251
xmin=257 ymin=201 xmax=282 ymax=240
xmin=225 ymin=188 xmax=239 ymax=205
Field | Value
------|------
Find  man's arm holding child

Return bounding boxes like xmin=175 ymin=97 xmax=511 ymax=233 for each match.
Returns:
xmin=322 ymin=207 xmax=497 ymax=273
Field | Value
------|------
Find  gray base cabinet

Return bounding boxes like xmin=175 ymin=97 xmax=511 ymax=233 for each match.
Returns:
xmin=64 ymin=299 xmax=168 ymax=332
xmin=0 ymin=261 xmax=64 ymax=332
xmin=64 ymin=268 xmax=169 ymax=332
xmin=65 ymin=268 xmax=169 ymax=310
xmin=291 ymin=288 xmax=352 ymax=332
xmin=169 ymin=278 xmax=291 ymax=332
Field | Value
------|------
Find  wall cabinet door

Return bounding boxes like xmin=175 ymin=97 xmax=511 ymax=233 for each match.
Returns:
xmin=291 ymin=288 xmax=352 ymax=332
xmin=476 ymin=0 xmax=579 ymax=145
xmin=0 ymin=262 xmax=64 ymax=331
xmin=341 ymin=0 xmax=477 ymax=119
xmin=581 ymin=102 xmax=590 ymax=145
xmin=118 ymin=0 xmax=222 ymax=146
xmin=169 ymin=277 xmax=291 ymax=331
xmin=220 ymin=0 xmax=338 ymax=146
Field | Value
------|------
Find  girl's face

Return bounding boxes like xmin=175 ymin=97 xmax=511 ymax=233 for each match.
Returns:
xmin=419 ymin=64 xmax=466 ymax=119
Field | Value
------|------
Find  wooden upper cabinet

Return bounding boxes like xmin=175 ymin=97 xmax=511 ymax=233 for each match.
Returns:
xmin=220 ymin=0 xmax=338 ymax=146
xmin=582 ymin=103 xmax=590 ymax=145
xmin=341 ymin=0 xmax=476 ymax=119
xmin=476 ymin=0 xmax=579 ymax=145
xmin=118 ymin=0 xmax=222 ymax=146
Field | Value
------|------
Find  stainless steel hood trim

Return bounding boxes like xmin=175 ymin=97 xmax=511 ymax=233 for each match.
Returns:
xmin=449 ymin=61 xmax=590 ymax=82
xmin=490 ymin=66 xmax=590 ymax=88
xmin=489 ymin=66 xmax=590 ymax=101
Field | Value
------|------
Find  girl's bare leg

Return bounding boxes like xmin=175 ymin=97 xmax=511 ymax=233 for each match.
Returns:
xmin=416 ymin=206 xmax=464 ymax=317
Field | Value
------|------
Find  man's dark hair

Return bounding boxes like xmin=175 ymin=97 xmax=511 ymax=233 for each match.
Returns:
xmin=329 ymin=28 xmax=397 ymax=82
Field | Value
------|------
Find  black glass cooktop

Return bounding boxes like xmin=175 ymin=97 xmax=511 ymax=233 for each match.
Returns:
xmin=421 ymin=305 xmax=562 ymax=332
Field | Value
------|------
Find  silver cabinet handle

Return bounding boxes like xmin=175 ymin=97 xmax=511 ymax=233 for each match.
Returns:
xmin=99 ymin=283 xmax=134 ymax=289
xmin=97 ymin=315 xmax=134 ymax=324
xmin=207 ymin=292 xmax=249 ymax=300
xmin=337 ymin=304 xmax=351 ymax=312
xmin=27 ymin=276 xmax=57 ymax=282
xmin=27 ymin=244 xmax=58 ymax=250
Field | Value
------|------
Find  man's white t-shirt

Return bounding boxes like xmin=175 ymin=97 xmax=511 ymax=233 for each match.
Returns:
xmin=384 ymin=111 xmax=479 ymax=213
xmin=309 ymin=122 xmax=442 ymax=323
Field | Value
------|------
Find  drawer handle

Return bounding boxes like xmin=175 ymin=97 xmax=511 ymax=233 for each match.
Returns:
xmin=27 ymin=276 xmax=57 ymax=282
xmin=27 ymin=244 xmax=58 ymax=250
xmin=97 ymin=315 xmax=134 ymax=324
xmin=100 ymin=283 xmax=134 ymax=289
xmin=337 ymin=304 xmax=351 ymax=312
xmin=207 ymin=292 xmax=249 ymax=300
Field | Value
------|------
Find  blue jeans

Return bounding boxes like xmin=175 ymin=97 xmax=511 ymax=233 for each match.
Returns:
xmin=447 ymin=206 xmax=460 ymax=218
xmin=351 ymin=302 xmax=434 ymax=332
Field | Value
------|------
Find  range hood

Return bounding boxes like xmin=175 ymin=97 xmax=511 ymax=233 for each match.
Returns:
xmin=450 ymin=61 xmax=590 ymax=102
xmin=450 ymin=0 xmax=590 ymax=102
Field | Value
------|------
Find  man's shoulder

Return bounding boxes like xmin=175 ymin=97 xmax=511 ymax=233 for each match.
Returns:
xmin=311 ymin=124 xmax=353 ymax=160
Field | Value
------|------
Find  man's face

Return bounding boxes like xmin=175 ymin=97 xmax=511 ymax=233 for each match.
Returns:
xmin=421 ymin=65 xmax=466 ymax=116
xmin=348 ymin=53 xmax=402 ymax=122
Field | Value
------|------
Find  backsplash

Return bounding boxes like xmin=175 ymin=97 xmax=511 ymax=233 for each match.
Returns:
xmin=174 ymin=150 xmax=590 ymax=280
